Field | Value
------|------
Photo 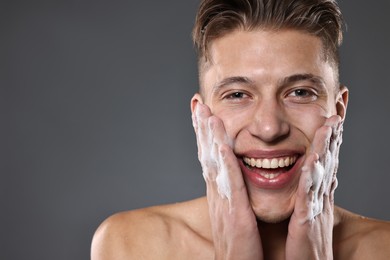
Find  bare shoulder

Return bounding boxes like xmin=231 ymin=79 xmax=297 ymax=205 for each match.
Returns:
xmin=334 ymin=207 xmax=390 ymax=260
xmin=91 ymin=197 xmax=213 ymax=260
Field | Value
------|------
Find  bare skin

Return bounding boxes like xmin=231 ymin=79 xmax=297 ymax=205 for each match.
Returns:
xmin=91 ymin=199 xmax=390 ymax=259
xmin=91 ymin=29 xmax=390 ymax=259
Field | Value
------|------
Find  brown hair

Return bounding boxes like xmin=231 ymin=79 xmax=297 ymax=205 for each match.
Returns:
xmin=193 ymin=0 xmax=344 ymax=74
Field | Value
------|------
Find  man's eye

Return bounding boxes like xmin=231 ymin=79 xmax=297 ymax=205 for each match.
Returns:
xmin=288 ymin=88 xmax=318 ymax=99
xmin=225 ymin=92 xmax=246 ymax=99
xmin=286 ymin=88 xmax=318 ymax=103
xmin=291 ymin=89 xmax=311 ymax=97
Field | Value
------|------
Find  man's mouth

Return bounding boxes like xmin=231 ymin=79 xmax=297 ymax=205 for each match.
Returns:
xmin=242 ymin=155 xmax=298 ymax=179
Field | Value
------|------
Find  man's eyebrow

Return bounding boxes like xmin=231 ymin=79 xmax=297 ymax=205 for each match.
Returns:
xmin=212 ymin=76 xmax=255 ymax=92
xmin=279 ymin=73 xmax=326 ymax=87
xmin=212 ymin=74 xmax=326 ymax=93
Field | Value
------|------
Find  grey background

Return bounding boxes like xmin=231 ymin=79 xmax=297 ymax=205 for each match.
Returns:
xmin=2 ymin=0 xmax=389 ymax=259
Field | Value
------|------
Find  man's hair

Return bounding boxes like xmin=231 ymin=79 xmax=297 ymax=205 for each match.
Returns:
xmin=193 ymin=0 xmax=344 ymax=76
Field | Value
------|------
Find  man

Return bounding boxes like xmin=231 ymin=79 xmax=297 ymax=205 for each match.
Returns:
xmin=91 ymin=0 xmax=390 ymax=259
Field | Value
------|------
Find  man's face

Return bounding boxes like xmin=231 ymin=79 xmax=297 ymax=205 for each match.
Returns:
xmin=193 ymin=29 xmax=347 ymax=223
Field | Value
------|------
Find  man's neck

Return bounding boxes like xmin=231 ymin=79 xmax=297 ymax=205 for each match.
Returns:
xmin=258 ymin=219 xmax=290 ymax=259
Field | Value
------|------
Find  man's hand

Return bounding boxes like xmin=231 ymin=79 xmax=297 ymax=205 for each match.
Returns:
xmin=192 ymin=103 xmax=263 ymax=260
xmin=286 ymin=115 xmax=343 ymax=260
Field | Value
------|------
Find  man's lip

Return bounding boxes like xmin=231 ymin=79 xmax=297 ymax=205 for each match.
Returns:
xmin=239 ymin=153 xmax=304 ymax=190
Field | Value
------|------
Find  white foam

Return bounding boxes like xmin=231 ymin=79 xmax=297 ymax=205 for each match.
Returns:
xmin=216 ymin=163 xmax=232 ymax=203
xmin=309 ymin=149 xmax=334 ymax=220
xmin=215 ymin=136 xmax=235 ymax=206
xmin=311 ymin=160 xmax=324 ymax=219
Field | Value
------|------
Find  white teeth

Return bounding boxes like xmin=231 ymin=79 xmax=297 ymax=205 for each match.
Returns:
xmin=270 ymin=158 xmax=278 ymax=169
xmin=250 ymin=158 xmax=256 ymax=167
xmin=278 ymin=159 xmax=285 ymax=167
xmin=284 ymin=157 xmax=290 ymax=166
xmin=243 ymin=155 xmax=298 ymax=169
xmin=261 ymin=173 xmax=280 ymax=179
xmin=262 ymin=159 xmax=270 ymax=168
xmin=256 ymin=159 xmax=262 ymax=168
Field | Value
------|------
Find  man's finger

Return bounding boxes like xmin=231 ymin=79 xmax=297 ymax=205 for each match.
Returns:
xmin=295 ymin=153 xmax=322 ymax=221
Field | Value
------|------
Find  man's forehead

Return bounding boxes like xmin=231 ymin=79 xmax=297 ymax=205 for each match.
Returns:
xmin=209 ymin=29 xmax=322 ymax=59
xmin=200 ymin=29 xmax=338 ymax=91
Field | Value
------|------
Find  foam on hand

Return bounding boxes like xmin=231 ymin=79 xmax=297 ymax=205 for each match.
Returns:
xmin=310 ymin=160 xmax=325 ymax=219
xmin=308 ymin=149 xmax=334 ymax=220
xmin=215 ymin=136 xmax=235 ymax=206
xmin=216 ymin=164 xmax=232 ymax=203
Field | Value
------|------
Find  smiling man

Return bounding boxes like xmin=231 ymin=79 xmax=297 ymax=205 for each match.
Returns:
xmin=91 ymin=0 xmax=390 ymax=259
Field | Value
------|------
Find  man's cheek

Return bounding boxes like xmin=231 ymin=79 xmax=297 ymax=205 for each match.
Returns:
xmin=218 ymin=112 xmax=247 ymax=141
xmin=288 ymin=110 xmax=328 ymax=141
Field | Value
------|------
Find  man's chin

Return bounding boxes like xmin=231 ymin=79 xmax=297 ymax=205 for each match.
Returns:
xmin=255 ymin=209 xmax=293 ymax=224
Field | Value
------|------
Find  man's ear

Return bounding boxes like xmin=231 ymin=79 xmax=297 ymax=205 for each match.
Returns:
xmin=336 ymin=85 xmax=349 ymax=121
xmin=190 ymin=93 xmax=204 ymax=115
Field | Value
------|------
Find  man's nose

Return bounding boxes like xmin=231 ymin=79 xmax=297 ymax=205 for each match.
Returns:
xmin=248 ymin=98 xmax=290 ymax=143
